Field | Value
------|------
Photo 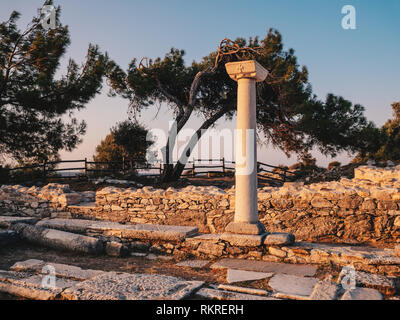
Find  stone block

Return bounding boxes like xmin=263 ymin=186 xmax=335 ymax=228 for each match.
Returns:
xmin=268 ymin=274 xmax=318 ymax=300
xmin=341 ymin=287 xmax=383 ymax=300
xmin=211 ymin=258 xmax=316 ymax=277
xmin=220 ymin=233 xmax=267 ymax=247
xmin=264 ymin=232 xmax=295 ymax=246
xmin=224 ymin=221 xmax=266 ymax=235
xmin=395 ymin=245 xmax=400 ymax=257
xmin=227 ymin=269 xmax=273 ymax=283
xmin=310 ymin=280 xmax=342 ymax=300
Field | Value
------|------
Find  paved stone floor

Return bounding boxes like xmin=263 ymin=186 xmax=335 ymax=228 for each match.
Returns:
xmin=0 ymin=242 xmax=398 ymax=300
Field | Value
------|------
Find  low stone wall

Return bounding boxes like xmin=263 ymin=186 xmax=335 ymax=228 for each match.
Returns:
xmin=88 ymin=165 xmax=400 ymax=243
xmin=1 ymin=165 xmax=400 ymax=244
xmin=0 ymin=183 xmax=94 ymax=218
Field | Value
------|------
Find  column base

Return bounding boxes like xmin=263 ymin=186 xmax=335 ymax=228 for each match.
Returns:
xmin=225 ymin=221 xmax=267 ymax=235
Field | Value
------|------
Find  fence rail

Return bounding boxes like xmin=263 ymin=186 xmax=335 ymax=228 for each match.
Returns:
xmin=0 ymin=157 xmax=295 ymax=183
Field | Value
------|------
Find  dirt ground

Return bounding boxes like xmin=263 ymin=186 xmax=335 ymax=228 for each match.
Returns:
xmin=0 ymin=242 xmax=227 ymax=284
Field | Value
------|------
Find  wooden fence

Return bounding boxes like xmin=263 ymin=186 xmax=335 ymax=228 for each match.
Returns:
xmin=1 ymin=158 xmax=295 ymax=183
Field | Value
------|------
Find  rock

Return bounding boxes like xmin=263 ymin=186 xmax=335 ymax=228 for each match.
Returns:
xmin=0 ymin=270 xmax=76 ymax=300
xmin=311 ymin=197 xmax=332 ymax=208
xmin=394 ymin=217 xmax=400 ymax=228
xmin=264 ymin=232 xmax=295 ymax=246
xmin=145 ymin=254 xmax=159 ymax=260
xmin=51 ymin=211 xmax=72 ymax=219
xmin=395 ymin=245 xmax=400 ymax=257
xmin=268 ymin=247 xmax=287 ymax=258
xmin=310 ymin=280 xmax=342 ymax=300
xmin=338 ymin=271 xmax=399 ymax=296
xmin=0 ymin=216 xmax=38 ymax=228
xmin=11 ymin=223 xmax=104 ymax=255
xmin=10 ymin=259 xmax=45 ymax=272
xmin=0 ymin=230 xmax=17 ymax=245
xmin=268 ymin=274 xmax=318 ymax=300
xmin=197 ymin=241 xmax=225 ymax=256
xmin=11 ymin=260 xmax=103 ymax=281
xmin=210 ymin=259 xmax=316 ymax=277
xmin=62 ymin=272 xmax=204 ymax=300
xmin=58 ymin=193 xmax=82 ymax=206
xmin=220 ymin=233 xmax=266 ymax=247
xmin=129 ymin=241 xmax=150 ymax=252
xmin=226 ymin=269 xmax=273 ymax=284
xmin=130 ymin=252 xmax=147 ymax=257
xmin=196 ymin=288 xmax=278 ymax=300
xmin=105 ymin=241 xmax=128 ymax=257
xmin=341 ymin=287 xmax=383 ymax=300
xmin=176 ymin=260 xmax=209 ymax=268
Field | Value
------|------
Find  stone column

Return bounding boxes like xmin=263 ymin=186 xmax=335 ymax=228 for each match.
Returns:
xmin=224 ymin=60 xmax=268 ymax=236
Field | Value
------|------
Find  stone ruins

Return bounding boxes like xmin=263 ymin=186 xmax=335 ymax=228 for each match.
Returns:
xmin=1 ymin=164 xmax=400 ymax=300
xmin=0 ymin=60 xmax=399 ymax=301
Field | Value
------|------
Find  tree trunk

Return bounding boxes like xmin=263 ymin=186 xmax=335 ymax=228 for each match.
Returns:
xmin=161 ymin=106 xmax=229 ymax=182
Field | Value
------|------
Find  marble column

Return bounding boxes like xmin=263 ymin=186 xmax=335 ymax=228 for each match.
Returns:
xmin=225 ymin=60 xmax=268 ymax=235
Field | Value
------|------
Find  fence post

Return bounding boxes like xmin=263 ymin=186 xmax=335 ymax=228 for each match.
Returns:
xmin=222 ymin=157 xmax=226 ymax=176
xmin=159 ymin=163 xmax=163 ymax=176
xmin=122 ymin=156 xmax=125 ymax=175
xmin=84 ymin=158 xmax=88 ymax=176
xmin=192 ymin=160 xmax=195 ymax=177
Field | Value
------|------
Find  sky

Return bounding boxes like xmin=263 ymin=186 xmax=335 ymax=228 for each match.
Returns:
xmin=1 ymin=0 xmax=399 ymax=167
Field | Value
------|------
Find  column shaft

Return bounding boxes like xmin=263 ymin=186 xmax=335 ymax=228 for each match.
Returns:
xmin=235 ymin=78 xmax=258 ymax=223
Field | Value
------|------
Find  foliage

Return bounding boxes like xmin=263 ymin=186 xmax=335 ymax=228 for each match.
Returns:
xmin=93 ymin=120 xmax=153 ymax=170
xmin=0 ymin=1 xmax=108 ymax=164
xmin=107 ymin=29 xmax=375 ymax=181
xmin=354 ymin=102 xmax=400 ymax=162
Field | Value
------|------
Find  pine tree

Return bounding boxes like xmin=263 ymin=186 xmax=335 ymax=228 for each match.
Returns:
xmin=0 ymin=1 xmax=108 ymax=164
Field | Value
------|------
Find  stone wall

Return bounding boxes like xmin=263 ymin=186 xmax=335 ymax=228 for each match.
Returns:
xmin=0 ymin=183 xmax=94 ymax=218
xmin=1 ymin=166 xmax=400 ymax=243
xmin=75 ymin=165 xmax=400 ymax=243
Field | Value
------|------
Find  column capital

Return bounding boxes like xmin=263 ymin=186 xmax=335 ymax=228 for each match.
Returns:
xmin=225 ymin=60 xmax=268 ymax=82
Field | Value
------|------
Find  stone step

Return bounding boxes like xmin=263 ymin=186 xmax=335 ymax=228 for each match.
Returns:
xmin=37 ymin=218 xmax=199 ymax=242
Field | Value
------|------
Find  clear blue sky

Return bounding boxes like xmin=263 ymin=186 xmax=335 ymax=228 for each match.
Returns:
xmin=1 ymin=0 xmax=399 ymax=166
